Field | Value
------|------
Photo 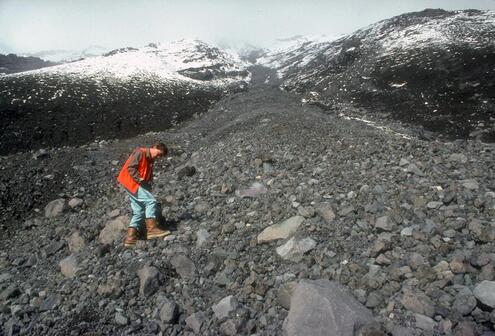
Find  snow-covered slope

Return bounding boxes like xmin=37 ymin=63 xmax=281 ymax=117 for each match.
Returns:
xmin=261 ymin=9 xmax=495 ymax=140
xmin=19 ymin=40 xmax=249 ymax=84
xmin=0 ymin=40 xmax=250 ymax=155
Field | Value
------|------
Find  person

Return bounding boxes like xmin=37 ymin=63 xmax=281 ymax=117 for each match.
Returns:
xmin=117 ymin=142 xmax=171 ymax=248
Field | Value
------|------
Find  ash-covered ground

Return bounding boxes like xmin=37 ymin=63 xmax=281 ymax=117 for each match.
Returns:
xmin=1 ymin=66 xmax=495 ymax=335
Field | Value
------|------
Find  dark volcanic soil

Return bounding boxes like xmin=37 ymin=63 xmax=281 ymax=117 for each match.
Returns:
xmin=1 ymin=66 xmax=495 ymax=335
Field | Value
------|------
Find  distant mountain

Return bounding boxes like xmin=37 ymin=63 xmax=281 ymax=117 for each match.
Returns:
xmin=261 ymin=9 xmax=495 ymax=141
xmin=0 ymin=39 xmax=250 ymax=155
xmin=25 ymin=45 xmax=110 ymax=62
xmin=0 ymin=54 xmax=58 ymax=75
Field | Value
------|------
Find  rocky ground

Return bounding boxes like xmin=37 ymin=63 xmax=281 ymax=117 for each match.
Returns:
xmin=1 ymin=66 xmax=495 ymax=335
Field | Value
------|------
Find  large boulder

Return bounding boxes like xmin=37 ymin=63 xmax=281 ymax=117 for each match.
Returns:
xmin=99 ymin=216 xmax=129 ymax=245
xmin=284 ymin=279 xmax=375 ymax=336
xmin=257 ymin=216 xmax=304 ymax=243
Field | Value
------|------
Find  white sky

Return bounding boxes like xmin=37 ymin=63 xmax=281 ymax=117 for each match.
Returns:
xmin=1 ymin=0 xmax=494 ymax=54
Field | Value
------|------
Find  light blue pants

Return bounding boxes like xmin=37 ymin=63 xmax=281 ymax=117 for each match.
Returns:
xmin=126 ymin=186 xmax=158 ymax=229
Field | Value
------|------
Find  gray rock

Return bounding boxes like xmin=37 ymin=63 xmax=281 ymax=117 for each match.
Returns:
xmin=0 ymin=273 xmax=13 ymax=283
xmin=400 ymin=227 xmax=413 ymax=236
xmin=39 ymin=295 xmax=60 ymax=311
xmin=219 ymin=319 xmax=238 ymax=336
xmin=449 ymin=153 xmax=468 ymax=163
xmin=97 ymin=281 xmax=121 ymax=297
xmin=159 ymin=298 xmax=178 ymax=323
xmin=263 ymin=162 xmax=274 ymax=174
xmin=277 ymin=281 xmax=298 ymax=309
xmin=186 ymin=311 xmax=206 ymax=334
xmin=108 ymin=209 xmax=120 ymax=218
xmin=257 ymin=216 xmax=304 ymax=243
xmin=284 ymin=279 xmax=375 ymax=336
xmin=68 ymin=231 xmax=86 ymax=253
xmin=406 ymin=163 xmax=424 ymax=176
xmin=316 ymin=204 xmax=336 ymax=223
xmin=371 ymin=239 xmax=391 ymax=257
xmin=236 ymin=182 xmax=267 ymax=198
xmin=276 ymin=237 xmax=316 ymax=262
xmin=427 ymin=201 xmax=443 ymax=209
xmin=407 ymin=253 xmax=425 ymax=270
xmin=45 ymin=199 xmax=67 ymax=218
xmin=375 ymin=216 xmax=393 ymax=232
xmin=354 ymin=322 xmax=386 ymax=336
xmin=453 ymin=322 xmax=476 ymax=336
xmin=212 ymin=295 xmax=238 ymax=319
xmin=196 ymin=228 xmax=210 ymax=247
xmin=115 ymin=312 xmax=128 ymax=325
xmin=171 ymin=255 xmax=196 ymax=278
xmin=137 ymin=266 xmax=160 ymax=297
xmin=453 ymin=294 xmax=477 ymax=316
xmin=414 ymin=313 xmax=436 ymax=331
xmin=59 ymin=254 xmax=78 ymax=278
xmin=401 ymin=289 xmax=435 ymax=317
xmin=68 ymin=198 xmax=84 ymax=209
xmin=298 ymin=206 xmax=315 ymax=218
xmin=0 ymin=284 xmax=20 ymax=301
xmin=462 ymin=179 xmax=479 ymax=191
xmin=99 ymin=216 xmax=128 ymax=245
xmin=473 ymin=280 xmax=495 ymax=308
xmin=177 ymin=165 xmax=196 ymax=179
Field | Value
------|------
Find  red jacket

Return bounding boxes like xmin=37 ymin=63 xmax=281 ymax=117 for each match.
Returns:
xmin=117 ymin=148 xmax=153 ymax=193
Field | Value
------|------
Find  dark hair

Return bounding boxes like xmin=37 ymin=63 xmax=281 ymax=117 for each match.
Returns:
xmin=151 ymin=142 xmax=168 ymax=155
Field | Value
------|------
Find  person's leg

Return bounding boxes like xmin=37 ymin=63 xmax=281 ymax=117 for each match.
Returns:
xmin=127 ymin=191 xmax=145 ymax=229
xmin=136 ymin=186 xmax=158 ymax=220
xmin=136 ymin=186 xmax=170 ymax=239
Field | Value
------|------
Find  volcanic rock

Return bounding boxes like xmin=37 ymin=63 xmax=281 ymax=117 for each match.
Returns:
xmin=257 ymin=216 xmax=304 ymax=243
xmin=473 ymin=280 xmax=495 ymax=308
xmin=212 ymin=295 xmax=238 ymax=319
xmin=137 ymin=266 xmax=160 ymax=297
xmin=59 ymin=254 xmax=79 ymax=278
xmin=276 ymin=237 xmax=316 ymax=262
xmin=170 ymin=255 xmax=196 ymax=278
xmin=44 ymin=199 xmax=67 ymax=218
xmin=68 ymin=231 xmax=86 ymax=253
xmin=186 ymin=311 xmax=206 ymax=334
xmin=285 ymin=279 xmax=375 ymax=336
xmin=99 ymin=216 xmax=128 ymax=245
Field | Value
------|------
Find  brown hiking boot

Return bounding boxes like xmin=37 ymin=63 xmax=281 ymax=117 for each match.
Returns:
xmin=145 ymin=218 xmax=170 ymax=239
xmin=124 ymin=227 xmax=138 ymax=248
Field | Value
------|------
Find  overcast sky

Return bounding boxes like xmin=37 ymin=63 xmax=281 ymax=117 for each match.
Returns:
xmin=1 ymin=0 xmax=494 ymax=55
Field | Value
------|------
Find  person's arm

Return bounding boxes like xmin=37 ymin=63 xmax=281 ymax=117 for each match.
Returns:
xmin=127 ymin=149 xmax=143 ymax=183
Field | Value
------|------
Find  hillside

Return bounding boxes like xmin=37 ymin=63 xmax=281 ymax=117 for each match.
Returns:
xmin=0 ymin=40 xmax=250 ymax=155
xmin=260 ymin=9 xmax=495 ymax=141
xmin=0 ymin=54 xmax=57 ymax=75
